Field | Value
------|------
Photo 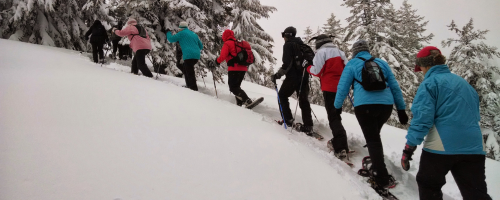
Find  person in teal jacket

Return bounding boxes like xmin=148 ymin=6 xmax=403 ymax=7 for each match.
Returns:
xmin=400 ymin=46 xmax=490 ymax=200
xmin=166 ymin=21 xmax=203 ymax=91
xmin=335 ymin=40 xmax=408 ymax=189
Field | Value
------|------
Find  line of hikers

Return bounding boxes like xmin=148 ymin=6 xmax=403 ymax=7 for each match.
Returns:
xmin=86 ymin=18 xmax=491 ymax=200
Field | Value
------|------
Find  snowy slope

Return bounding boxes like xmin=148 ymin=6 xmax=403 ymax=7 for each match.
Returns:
xmin=0 ymin=39 xmax=499 ymax=200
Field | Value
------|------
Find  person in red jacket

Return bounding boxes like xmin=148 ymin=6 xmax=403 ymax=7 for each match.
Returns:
xmin=213 ymin=29 xmax=255 ymax=107
xmin=305 ymin=34 xmax=350 ymax=159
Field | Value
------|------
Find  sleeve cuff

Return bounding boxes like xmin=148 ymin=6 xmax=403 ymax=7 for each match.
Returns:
xmin=406 ymin=140 xmax=418 ymax=147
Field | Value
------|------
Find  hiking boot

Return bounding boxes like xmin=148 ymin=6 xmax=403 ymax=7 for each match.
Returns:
xmin=334 ymin=149 xmax=350 ymax=162
xmin=372 ymin=171 xmax=397 ymax=189
xmin=276 ymin=119 xmax=294 ymax=127
xmin=243 ymin=99 xmax=253 ymax=107
xmin=300 ymin=125 xmax=313 ymax=133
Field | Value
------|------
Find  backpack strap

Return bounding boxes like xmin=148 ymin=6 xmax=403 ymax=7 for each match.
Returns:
xmin=353 ymin=57 xmax=369 ymax=84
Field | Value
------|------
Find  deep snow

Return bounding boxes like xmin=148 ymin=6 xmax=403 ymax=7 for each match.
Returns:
xmin=0 ymin=39 xmax=499 ymax=200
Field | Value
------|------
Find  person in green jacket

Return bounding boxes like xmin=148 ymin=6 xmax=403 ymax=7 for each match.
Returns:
xmin=166 ymin=21 xmax=204 ymax=91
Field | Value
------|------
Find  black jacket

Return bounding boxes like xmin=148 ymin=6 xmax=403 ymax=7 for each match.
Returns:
xmin=85 ymin=20 xmax=109 ymax=44
xmin=109 ymin=24 xmax=123 ymax=41
xmin=281 ymin=37 xmax=308 ymax=81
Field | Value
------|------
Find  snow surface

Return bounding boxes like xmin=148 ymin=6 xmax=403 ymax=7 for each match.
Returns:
xmin=0 ymin=39 xmax=499 ymax=200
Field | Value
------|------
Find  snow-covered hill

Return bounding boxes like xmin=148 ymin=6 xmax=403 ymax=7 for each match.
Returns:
xmin=0 ymin=39 xmax=499 ymax=200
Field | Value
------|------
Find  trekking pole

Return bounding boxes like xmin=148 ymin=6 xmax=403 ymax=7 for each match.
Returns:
xmin=211 ymin=68 xmax=218 ymax=98
xmin=275 ymin=83 xmax=288 ymax=129
xmin=348 ymin=93 xmax=354 ymax=106
xmin=292 ymin=67 xmax=307 ymax=125
xmin=147 ymin=55 xmax=160 ymax=80
xmin=308 ymin=81 xmax=320 ymax=124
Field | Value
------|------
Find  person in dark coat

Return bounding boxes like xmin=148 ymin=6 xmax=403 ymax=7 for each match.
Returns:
xmin=271 ymin=26 xmax=313 ymax=132
xmin=109 ymin=21 xmax=124 ymax=59
xmin=85 ymin=20 xmax=109 ymax=63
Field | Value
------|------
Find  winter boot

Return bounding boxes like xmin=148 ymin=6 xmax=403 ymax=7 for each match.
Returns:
xmin=371 ymin=169 xmax=397 ymax=189
xmin=99 ymin=58 xmax=105 ymax=64
xmin=300 ymin=125 xmax=313 ymax=134
xmin=236 ymin=97 xmax=243 ymax=107
xmin=243 ymin=99 xmax=253 ymax=107
xmin=276 ymin=119 xmax=294 ymax=127
xmin=334 ymin=149 xmax=349 ymax=161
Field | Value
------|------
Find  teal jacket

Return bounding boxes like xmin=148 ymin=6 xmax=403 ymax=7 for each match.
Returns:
xmin=167 ymin=28 xmax=203 ymax=60
xmin=334 ymin=51 xmax=406 ymax=110
xmin=406 ymin=65 xmax=485 ymax=155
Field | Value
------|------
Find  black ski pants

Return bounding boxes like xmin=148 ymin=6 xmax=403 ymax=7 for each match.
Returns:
xmin=183 ymin=59 xmax=199 ymax=91
xmin=278 ymin=76 xmax=313 ymax=126
xmin=131 ymin=49 xmax=153 ymax=78
xmin=112 ymin=40 xmax=121 ymax=55
xmin=323 ymin=91 xmax=348 ymax=153
xmin=354 ymin=104 xmax=392 ymax=185
xmin=416 ymin=150 xmax=491 ymax=200
xmin=228 ymin=71 xmax=250 ymax=105
xmin=91 ymin=42 xmax=104 ymax=63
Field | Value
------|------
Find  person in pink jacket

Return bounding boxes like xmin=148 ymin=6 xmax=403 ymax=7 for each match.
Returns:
xmin=113 ymin=18 xmax=153 ymax=78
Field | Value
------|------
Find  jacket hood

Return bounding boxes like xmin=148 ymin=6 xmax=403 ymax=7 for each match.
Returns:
xmin=222 ymin=29 xmax=236 ymax=42
xmin=127 ymin=18 xmax=137 ymax=26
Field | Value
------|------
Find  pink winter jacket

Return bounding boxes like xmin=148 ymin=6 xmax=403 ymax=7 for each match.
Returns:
xmin=114 ymin=18 xmax=152 ymax=52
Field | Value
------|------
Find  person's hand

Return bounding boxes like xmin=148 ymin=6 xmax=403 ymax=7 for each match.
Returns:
xmin=398 ymin=110 xmax=409 ymax=125
xmin=271 ymin=74 xmax=278 ymax=84
xmin=336 ymin=108 xmax=342 ymax=115
xmin=401 ymin=144 xmax=417 ymax=171
xmin=302 ymin=60 xmax=309 ymax=68
xmin=112 ymin=28 xmax=117 ymax=33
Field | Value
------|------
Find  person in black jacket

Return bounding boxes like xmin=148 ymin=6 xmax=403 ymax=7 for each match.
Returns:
xmin=85 ymin=20 xmax=109 ymax=63
xmin=272 ymin=26 xmax=313 ymax=132
xmin=109 ymin=21 xmax=123 ymax=59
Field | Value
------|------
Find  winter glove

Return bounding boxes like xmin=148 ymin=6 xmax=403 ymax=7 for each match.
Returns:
xmin=214 ymin=58 xmax=220 ymax=65
xmin=112 ymin=28 xmax=117 ymax=33
xmin=401 ymin=144 xmax=417 ymax=171
xmin=301 ymin=60 xmax=309 ymax=68
xmin=397 ymin=110 xmax=409 ymax=125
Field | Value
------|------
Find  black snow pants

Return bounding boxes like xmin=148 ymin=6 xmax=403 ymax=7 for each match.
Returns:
xmin=323 ymin=91 xmax=349 ymax=153
xmin=354 ymin=104 xmax=392 ymax=186
xmin=112 ymin=40 xmax=121 ymax=55
xmin=228 ymin=71 xmax=250 ymax=106
xmin=278 ymin=76 xmax=313 ymax=127
xmin=183 ymin=59 xmax=199 ymax=91
xmin=131 ymin=49 xmax=153 ymax=78
xmin=416 ymin=150 xmax=491 ymax=200
xmin=91 ymin=42 xmax=104 ymax=63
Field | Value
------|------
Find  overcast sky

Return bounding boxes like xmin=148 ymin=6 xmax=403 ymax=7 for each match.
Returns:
xmin=257 ymin=0 xmax=500 ymax=69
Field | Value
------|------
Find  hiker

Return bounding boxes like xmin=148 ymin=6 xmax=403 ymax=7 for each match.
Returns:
xmin=401 ymin=46 xmax=491 ymax=200
xmin=304 ymin=34 xmax=350 ymax=159
xmin=113 ymin=17 xmax=153 ymax=78
xmin=85 ymin=20 xmax=109 ymax=63
xmin=166 ymin=21 xmax=204 ymax=91
xmin=211 ymin=29 xmax=256 ymax=107
xmin=334 ymin=40 xmax=408 ymax=189
xmin=271 ymin=26 xmax=313 ymax=133
xmin=109 ymin=21 xmax=124 ymax=59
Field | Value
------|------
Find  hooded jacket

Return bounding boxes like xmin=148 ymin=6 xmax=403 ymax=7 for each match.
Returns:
xmin=166 ymin=28 xmax=203 ymax=60
xmin=334 ymin=51 xmax=406 ymax=110
xmin=406 ymin=65 xmax=484 ymax=155
xmin=114 ymin=18 xmax=152 ymax=52
xmin=307 ymin=43 xmax=347 ymax=92
xmin=216 ymin=29 xmax=248 ymax=71
xmin=280 ymin=37 xmax=308 ymax=81
xmin=85 ymin=20 xmax=109 ymax=44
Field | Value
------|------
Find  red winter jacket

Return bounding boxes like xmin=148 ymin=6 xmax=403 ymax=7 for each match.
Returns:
xmin=307 ymin=43 xmax=347 ymax=92
xmin=216 ymin=30 xmax=248 ymax=71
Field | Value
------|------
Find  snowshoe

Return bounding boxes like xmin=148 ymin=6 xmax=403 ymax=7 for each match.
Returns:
xmin=366 ymin=178 xmax=399 ymax=200
xmin=294 ymin=123 xmax=324 ymax=140
xmin=244 ymin=97 xmax=264 ymax=109
xmin=275 ymin=119 xmax=294 ymax=129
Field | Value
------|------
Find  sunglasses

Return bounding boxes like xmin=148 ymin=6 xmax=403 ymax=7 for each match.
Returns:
xmin=281 ymin=32 xmax=293 ymax=38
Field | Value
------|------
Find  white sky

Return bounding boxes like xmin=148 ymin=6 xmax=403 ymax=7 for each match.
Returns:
xmin=257 ymin=0 xmax=500 ymax=69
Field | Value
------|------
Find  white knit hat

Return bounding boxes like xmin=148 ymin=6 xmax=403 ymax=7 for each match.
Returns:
xmin=179 ymin=21 xmax=188 ymax=28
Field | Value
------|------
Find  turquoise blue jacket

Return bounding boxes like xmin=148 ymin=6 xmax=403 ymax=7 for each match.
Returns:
xmin=334 ymin=51 xmax=406 ymax=110
xmin=406 ymin=65 xmax=485 ymax=155
xmin=167 ymin=28 xmax=203 ymax=60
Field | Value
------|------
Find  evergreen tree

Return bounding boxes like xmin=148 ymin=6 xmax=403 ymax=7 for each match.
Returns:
xmin=442 ymin=18 xmax=500 ymax=140
xmin=322 ymin=13 xmax=350 ymax=57
xmin=231 ymin=0 xmax=277 ymax=85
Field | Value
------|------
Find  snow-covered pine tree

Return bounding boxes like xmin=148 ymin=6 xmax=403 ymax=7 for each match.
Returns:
xmin=343 ymin=0 xmax=422 ymax=128
xmin=231 ymin=0 xmax=277 ymax=85
xmin=322 ymin=13 xmax=350 ymax=58
xmin=442 ymin=18 xmax=500 ymax=145
xmin=1 ymin=0 xmax=94 ymax=52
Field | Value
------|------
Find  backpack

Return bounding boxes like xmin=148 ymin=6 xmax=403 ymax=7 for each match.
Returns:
xmin=293 ymin=43 xmax=315 ymax=70
xmin=354 ymin=57 xmax=387 ymax=91
xmin=131 ymin=25 xmax=147 ymax=40
xmin=228 ymin=40 xmax=255 ymax=66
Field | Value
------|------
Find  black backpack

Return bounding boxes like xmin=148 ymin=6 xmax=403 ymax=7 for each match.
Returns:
xmin=131 ymin=25 xmax=147 ymax=40
xmin=354 ymin=57 xmax=387 ymax=91
xmin=293 ymin=43 xmax=315 ymax=70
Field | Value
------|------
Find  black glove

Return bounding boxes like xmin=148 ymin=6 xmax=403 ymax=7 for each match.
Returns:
xmin=398 ymin=110 xmax=409 ymax=125
xmin=336 ymin=108 xmax=342 ymax=115
xmin=214 ymin=58 xmax=219 ymax=65
xmin=401 ymin=144 xmax=417 ymax=171
xmin=271 ymin=74 xmax=278 ymax=84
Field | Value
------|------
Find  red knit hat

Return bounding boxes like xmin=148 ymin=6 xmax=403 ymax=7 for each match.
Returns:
xmin=415 ymin=46 xmax=442 ymax=72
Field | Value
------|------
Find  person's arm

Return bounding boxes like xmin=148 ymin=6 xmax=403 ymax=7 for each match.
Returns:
xmin=84 ymin=26 xmax=92 ymax=40
xmin=115 ymin=25 xmax=137 ymax=37
xmin=406 ymin=83 xmax=436 ymax=146
xmin=217 ymin=42 xmax=230 ymax=64
xmin=307 ymin=50 xmax=325 ymax=77
xmin=277 ymin=42 xmax=294 ymax=75
xmin=382 ymin=61 xmax=406 ymax=110
xmin=166 ymin=31 xmax=181 ymax=43
xmin=334 ymin=62 xmax=354 ymax=109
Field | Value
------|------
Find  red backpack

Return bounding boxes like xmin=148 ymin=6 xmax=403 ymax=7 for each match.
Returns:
xmin=229 ymin=40 xmax=255 ymax=66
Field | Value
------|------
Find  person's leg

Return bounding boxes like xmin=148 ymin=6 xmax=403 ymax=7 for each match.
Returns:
xmin=135 ymin=50 xmax=153 ymax=78
xmin=278 ymin=77 xmax=298 ymax=124
xmin=297 ymin=80 xmax=313 ymax=127
xmin=228 ymin=71 xmax=250 ymax=103
xmin=98 ymin=43 xmax=104 ymax=62
xmin=183 ymin=59 xmax=198 ymax=91
xmin=92 ymin=43 xmax=98 ymax=63
xmin=112 ymin=40 xmax=119 ymax=55
xmin=450 ymin=155 xmax=491 ymax=200
xmin=416 ymin=150 xmax=451 ymax=200
xmin=324 ymin=91 xmax=348 ymax=153
xmin=131 ymin=53 xmax=139 ymax=75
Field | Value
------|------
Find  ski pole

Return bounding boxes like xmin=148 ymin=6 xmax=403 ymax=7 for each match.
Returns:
xmin=308 ymin=81 xmax=320 ymax=123
xmin=348 ymin=93 xmax=354 ymax=106
xmin=292 ymin=67 xmax=307 ymax=125
xmin=275 ymin=83 xmax=287 ymax=129
xmin=202 ymin=75 xmax=207 ymax=88
xmin=211 ymin=68 xmax=218 ymax=98
xmin=147 ymin=55 xmax=160 ymax=80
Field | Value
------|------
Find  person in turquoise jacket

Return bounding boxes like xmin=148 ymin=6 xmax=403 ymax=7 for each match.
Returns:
xmin=400 ymin=46 xmax=490 ymax=200
xmin=334 ymin=40 xmax=408 ymax=189
xmin=166 ymin=21 xmax=203 ymax=91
